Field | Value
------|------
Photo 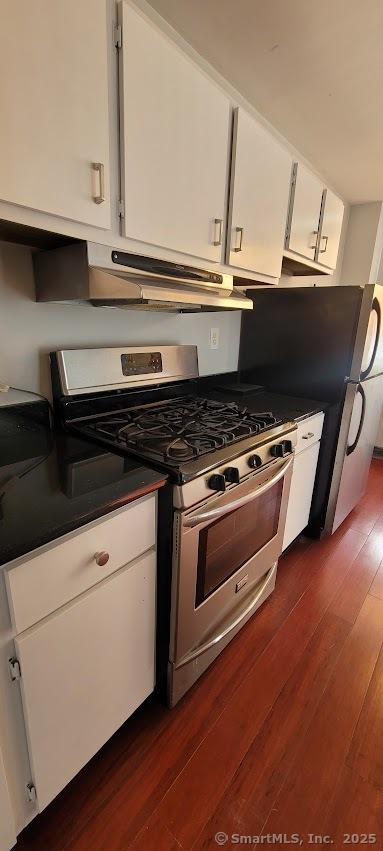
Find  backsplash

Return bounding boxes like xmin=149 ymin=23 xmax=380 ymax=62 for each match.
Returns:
xmin=0 ymin=242 xmax=241 ymax=399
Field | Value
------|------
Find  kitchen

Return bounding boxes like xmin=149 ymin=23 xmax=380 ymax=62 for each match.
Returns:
xmin=0 ymin=1 xmax=383 ymax=849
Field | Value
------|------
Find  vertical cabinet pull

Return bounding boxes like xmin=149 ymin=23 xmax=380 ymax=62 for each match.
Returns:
xmin=320 ymin=235 xmax=329 ymax=253
xmin=309 ymin=230 xmax=318 ymax=251
xmin=233 ymin=226 xmax=244 ymax=252
xmin=91 ymin=162 xmax=105 ymax=204
xmin=213 ymin=218 xmax=223 ymax=246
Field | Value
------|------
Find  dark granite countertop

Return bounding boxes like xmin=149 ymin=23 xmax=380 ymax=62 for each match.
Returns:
xmin=237 ymin=389 xmax=326 ymax=423
xmin=0 ymin=401 xmax=167 ymax=567
xmin=198 ymin=377 xmax=327 ymax=424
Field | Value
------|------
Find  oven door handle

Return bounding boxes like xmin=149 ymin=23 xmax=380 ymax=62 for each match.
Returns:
xmin=183 ymin=457 xmax=293 ymax=529
xmin=175 ymin=563 xmax=277 ymax=668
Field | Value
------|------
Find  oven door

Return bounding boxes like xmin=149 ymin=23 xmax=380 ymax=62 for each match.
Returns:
xmin=170 ymin=455 xmax=293 ymax=670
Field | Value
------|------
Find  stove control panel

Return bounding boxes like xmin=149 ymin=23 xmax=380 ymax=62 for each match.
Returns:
xmin=173 ymin=424 xmax=297 ymax=510
xmin=121 ymin=352 xmax=162 ymax=376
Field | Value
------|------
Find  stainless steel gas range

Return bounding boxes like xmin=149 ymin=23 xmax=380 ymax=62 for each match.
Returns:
xmin=51 ymin=345 xmax=297 ymax=706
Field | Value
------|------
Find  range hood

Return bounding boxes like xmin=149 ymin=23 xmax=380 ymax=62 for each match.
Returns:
xmin=33 ymin=242 xmax=253 ymax=312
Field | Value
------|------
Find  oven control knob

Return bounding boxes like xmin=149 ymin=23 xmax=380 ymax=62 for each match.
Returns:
xmin=208 ymin=473 xmax=226 ymax=492
xmin=224 ymin=466 xmax=240 ymax=484
xmin=270 ymin=440 xmax=293 ymax=458
xmin=248 ymin=454 xmax=262 ymax=469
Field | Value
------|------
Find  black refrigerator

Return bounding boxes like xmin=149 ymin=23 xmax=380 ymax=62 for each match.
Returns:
xmin=240 ymin=284 xmax=383 ymax=536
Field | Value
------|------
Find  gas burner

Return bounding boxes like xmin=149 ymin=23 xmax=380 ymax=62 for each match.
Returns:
xmin=84 ymin=396 xmax=281 ymax=464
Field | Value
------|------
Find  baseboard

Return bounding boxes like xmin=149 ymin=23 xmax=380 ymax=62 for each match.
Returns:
xmin=373 ymin=446 xmax=383 ymax=459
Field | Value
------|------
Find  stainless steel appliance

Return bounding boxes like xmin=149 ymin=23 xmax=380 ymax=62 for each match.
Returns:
xmin=34 ymin=242 xmax=253 ymax=312
xmin=240 ymin=284 xmax=383 ymax=535
xmin=51 ymin=345 xmax=296 ymax=705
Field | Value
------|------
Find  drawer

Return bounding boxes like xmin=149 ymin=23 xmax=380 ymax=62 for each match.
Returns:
xmin=296 ymin=412 xmax=324 ymax=454
xmin=5 ymin=494 xmax=156 ymax=634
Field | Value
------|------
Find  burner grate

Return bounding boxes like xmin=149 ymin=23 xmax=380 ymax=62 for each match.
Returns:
xmin=85 ymin=396 xmax=281 ymax=463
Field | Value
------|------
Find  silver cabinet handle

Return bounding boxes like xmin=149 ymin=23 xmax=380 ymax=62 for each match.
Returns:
xmin=175 ymin=563 xmax=277 ymax=668
xmin=320 ymin=235 xmax=328 ymax=253
xmin=92 ymin=162 xmax=105 ymax=204
xmin=233 ymin=226 xmax=244 ymax=252
xmin=184 ymin=457 xmax=293 ymax=528
xmin=302 ymin=432 xmax=315 ymax=440
xmin=213 ymin=218 xmax=223 ymax=246
xmin=309 ymin=230 xmax=318 ymax=250
xmin=94 ymin=551 xmax=110 ymax=566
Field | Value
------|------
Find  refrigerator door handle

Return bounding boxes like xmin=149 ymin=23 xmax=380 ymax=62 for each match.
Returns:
xmin=346 ymin=384 xmax=366 ymax=456
xmin=360 ymin=297 xmax=381 ymax=380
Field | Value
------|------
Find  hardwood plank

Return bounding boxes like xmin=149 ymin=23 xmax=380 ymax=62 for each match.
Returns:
xmin=194 ymin=611 xmax=350 ymax=848
xmin=325 ymin=767 xmax=383 ymax=845
xmin=130 ymin=815 xmax=182 ymax=851
xmin=329 ymin=534 xmax=383 ymax=624
xmin=141 ymin=529 xmax=366 ymax=849
xmin=369 ymin=559 xmax=383 ymax=601
xmin=263 ymin=594 xmax=383 ymax=838
xmin=346 ymin=642 xmax=383 ymax=788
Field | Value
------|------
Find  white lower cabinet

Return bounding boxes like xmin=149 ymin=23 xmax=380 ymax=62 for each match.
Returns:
xmin=0 ymin=746 xmax=16 ymax=851
xmin=14 ymin=549 xmax=156 ymax=812
xmin=283 ymin=413 xmax=324 ymax=552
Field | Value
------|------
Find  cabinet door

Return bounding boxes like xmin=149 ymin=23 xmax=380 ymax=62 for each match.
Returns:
xmin=287 ymin=163 xmax=324 ymax=260
xmin=227 ymin=108 xmax=292 ymax=277
xmin=15 ymin=551 xmax=155 ymax=811
xmin=119 ymin=2 xmax=230 ymax=261
xmin=0 ymin=747 xmax=16 ymax=851
xmin=0 ymin=0 xmax=111 ymax=228
xmin=316 ymin=189 xmax=344 ymax=269
xmin=282 ymin=442 xmax=320 ymax=551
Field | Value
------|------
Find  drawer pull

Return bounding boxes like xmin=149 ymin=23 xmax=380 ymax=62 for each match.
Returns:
xmin=94 ymin=551 xmax=110 ymax=567
xmin=302 ymin=432 xmax=315 ymax=440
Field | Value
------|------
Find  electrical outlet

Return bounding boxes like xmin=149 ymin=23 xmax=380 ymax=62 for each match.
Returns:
xmin=209 ymin=327 xmax=219 ymax=350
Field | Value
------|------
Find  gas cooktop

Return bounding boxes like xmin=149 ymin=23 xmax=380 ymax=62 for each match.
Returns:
xmin=75 ymin=396 xmax=282 ymax=465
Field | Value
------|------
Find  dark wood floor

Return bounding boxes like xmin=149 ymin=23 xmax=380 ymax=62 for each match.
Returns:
xmin=17 ymin=460 xmax=383 ymax=851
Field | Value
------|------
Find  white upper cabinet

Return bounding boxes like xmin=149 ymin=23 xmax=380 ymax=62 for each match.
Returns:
xmin=286 ymin=163 xmax=324 ymax=261
xmin=227 ymin=108 xmax=292 ymax=278
xmin=119 ymin=2 xmax=230 ymax=262
xmin=316 ymin=188 xmax=344 ymax=270
xmin=0 ymin=0 xmax=111 ymax=229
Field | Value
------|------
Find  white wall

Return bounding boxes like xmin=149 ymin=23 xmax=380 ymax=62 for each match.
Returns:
xmin=0 ymin=242 xmax=241 ymax=399
xmin=339 ymin=202 xmax=383 ymax=286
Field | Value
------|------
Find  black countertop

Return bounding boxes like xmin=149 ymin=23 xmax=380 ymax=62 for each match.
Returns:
xmin=236 ymin=389 xmax=325 ymax=422
xmin=198 ymin=377 xmax=326 ymax=423
xmin=0 ymin=401 xmax=167 ymax=567
xmin=0 ymin=383 xmax=326 ymax=567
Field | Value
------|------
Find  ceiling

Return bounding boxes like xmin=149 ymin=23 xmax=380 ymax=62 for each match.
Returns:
xmin=146 ymin=0 xmax=383 ymax=203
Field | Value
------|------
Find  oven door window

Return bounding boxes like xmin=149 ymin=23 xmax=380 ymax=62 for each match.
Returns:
xmin=195 ymin=479 xmax=283 ymax=606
